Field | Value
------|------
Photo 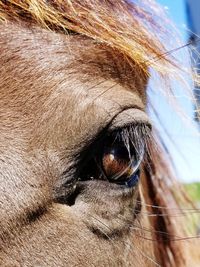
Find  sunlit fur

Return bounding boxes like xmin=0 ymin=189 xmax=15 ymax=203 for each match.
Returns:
xmin=0 ymin=1 xmax=199 ymax=267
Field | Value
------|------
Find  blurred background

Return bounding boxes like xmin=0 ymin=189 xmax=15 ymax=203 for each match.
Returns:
xmin=150 ymin=0 xmax=200 ymax=205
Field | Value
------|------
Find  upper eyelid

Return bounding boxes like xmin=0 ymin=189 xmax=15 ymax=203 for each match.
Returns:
xmin=79 ymin=122 xmax=151 ymax=163
xmin=109 ymin=108 xmax=151 ymax=133
xmin=75 ymin=107 xmax=151 ymax=169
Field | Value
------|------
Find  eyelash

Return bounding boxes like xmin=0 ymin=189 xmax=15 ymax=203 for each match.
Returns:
xmin=76 ymin=123 xmax=151 ymax=183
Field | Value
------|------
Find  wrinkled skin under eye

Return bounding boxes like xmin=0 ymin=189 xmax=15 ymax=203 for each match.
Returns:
xmin=56 ymin=125 xmax=149 ymax=204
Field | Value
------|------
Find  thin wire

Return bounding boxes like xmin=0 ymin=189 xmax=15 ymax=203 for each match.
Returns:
xmin=145 ymin=37 xmax=200 ymax=64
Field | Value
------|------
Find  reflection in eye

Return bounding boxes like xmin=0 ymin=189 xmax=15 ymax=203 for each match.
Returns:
xmin=102 ymin=140 xmax=144 ymax=187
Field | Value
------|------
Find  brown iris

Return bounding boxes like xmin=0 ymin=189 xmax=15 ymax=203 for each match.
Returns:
xmin=102 ymin=145 xmax=139 ymax=182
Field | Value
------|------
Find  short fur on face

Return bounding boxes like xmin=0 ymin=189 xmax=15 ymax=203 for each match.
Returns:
xmin=0 ymin=1 xmax=199 ymax=267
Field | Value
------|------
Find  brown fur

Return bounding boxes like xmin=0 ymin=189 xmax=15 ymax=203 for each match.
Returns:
xmin=0 ymin=1 xmax=199 ymax=266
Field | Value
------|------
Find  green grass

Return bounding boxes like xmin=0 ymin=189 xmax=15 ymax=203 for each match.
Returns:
xmin=184 ymin=182 xmax=200 ymax=203
xmin=183 ymin=182 xmax=200 ymax=233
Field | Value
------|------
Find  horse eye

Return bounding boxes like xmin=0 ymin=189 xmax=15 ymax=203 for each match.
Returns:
xmin=78 ymin=127 xmax=147 ymax=188
xmin=102 ymin=141 xmax=143 ymax=187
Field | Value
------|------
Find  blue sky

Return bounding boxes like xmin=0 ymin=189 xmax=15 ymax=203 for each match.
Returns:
xmin=158 ymin=0 xmax=187 ymax=40
xmin=150 ymin=0 xmax=200 ymax=183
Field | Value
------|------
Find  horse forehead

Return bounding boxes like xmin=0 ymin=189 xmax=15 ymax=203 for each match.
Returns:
xmin=0 ymin=21 xmax=148 ymax=102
